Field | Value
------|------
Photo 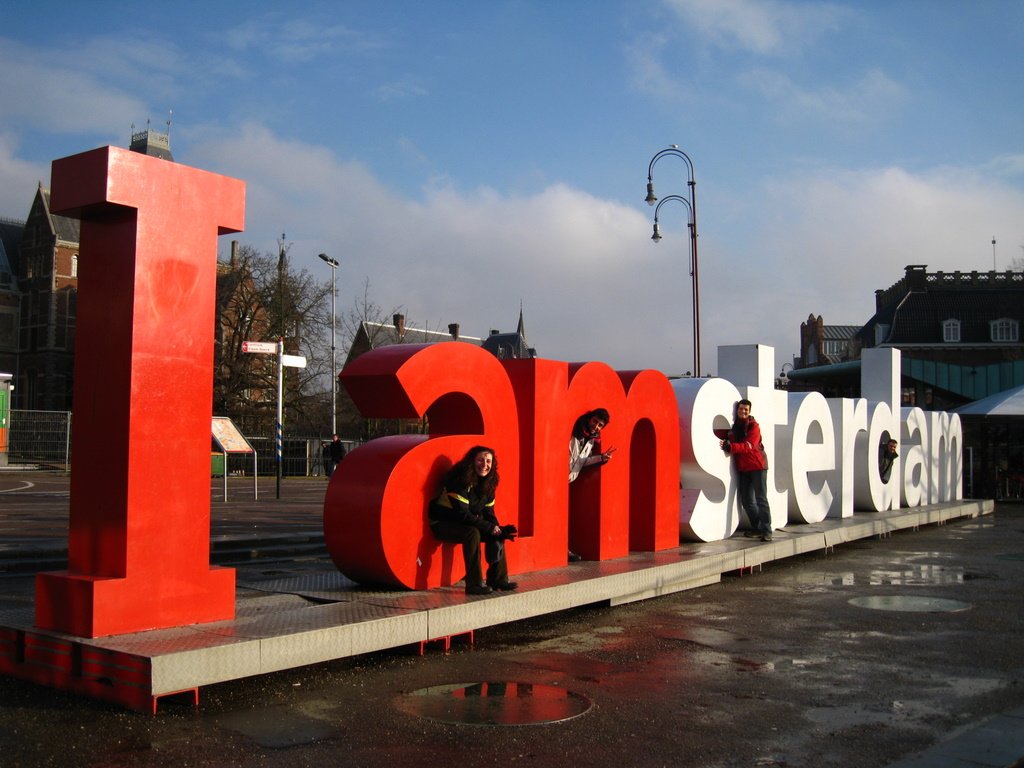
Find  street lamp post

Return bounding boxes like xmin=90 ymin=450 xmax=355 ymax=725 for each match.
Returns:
xmin=276 ymin=233 xmax=286 ymax=499
xmin=318 ymin=253 xmax=339 ymax=436
xmin=646 ymin=146 xmax=700 ymax=376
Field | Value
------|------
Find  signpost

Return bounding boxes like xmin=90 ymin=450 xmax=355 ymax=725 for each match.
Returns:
xmin=241 ymin=341 xmax=277 ymax=354
xmin=243 ymin=339 xmax=306 ymax=498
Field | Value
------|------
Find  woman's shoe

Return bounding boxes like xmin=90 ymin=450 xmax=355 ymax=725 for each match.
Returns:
xmin=493 ymin=581 xmax=518 ymax=591
xmin=465 ymin=584 xmax=493 ymax=595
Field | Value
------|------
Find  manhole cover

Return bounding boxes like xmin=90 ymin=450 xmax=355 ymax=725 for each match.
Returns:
xmin=848 ymin=595 xmax=971 ymax=613
xmin=395 ymin=682 xmax=591 ymax=725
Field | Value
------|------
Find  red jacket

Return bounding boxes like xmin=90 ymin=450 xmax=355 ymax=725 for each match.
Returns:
xmin=726 ymin=417 xmax=768 ymax=472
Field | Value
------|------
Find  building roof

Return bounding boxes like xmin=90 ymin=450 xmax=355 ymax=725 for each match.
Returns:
xmin=480 ymin=307 xmax=536 ymax=360
xmin=129 ymin=125 xmax=174 ymax=162
xmin=343 ymin=310 xmax=537 ymax=368
xmin=40 ymin=188 xmax=81 ymax=244
xmin=343 ymin=318 xmax=483 ymax=369
xmin=361 ymin=320 xmax=482 ymax=347
xmin=858 ymin=265 xmax=1024 ymax=347
xmin=953 ymin=384 xmax=1024 ymax=416
xmin=822 ymin=325 xmax=860 ymax=341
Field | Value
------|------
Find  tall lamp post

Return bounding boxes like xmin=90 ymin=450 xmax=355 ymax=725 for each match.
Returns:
xmin=276 ymin=233 xmax=286 ymax=499
xmin=318 ymin=253 xmax=339 ymax=435
xmin=646 ymin=146 xmax=700 ymax=376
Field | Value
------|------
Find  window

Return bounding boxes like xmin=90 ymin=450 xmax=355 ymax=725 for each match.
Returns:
xmin=71 ymin=254 xmax=78 ymax=278
xmin=942 ymin=319 xmax=961 ymax=343
xmin=823 ymin=340 xmax=846 ymax=356
xmin=990 ymin=318 xmax=1019 ymax=343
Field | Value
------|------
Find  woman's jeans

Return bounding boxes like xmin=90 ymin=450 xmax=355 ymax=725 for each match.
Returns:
xmin=737 ymin=469 xmax=772 ymax=533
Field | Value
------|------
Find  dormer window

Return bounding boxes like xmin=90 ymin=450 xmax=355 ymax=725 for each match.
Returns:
xmin=990 ymin=318 xmax=1019 ymax=343
xmin=942 ymin=319 xmax=961 ymax=343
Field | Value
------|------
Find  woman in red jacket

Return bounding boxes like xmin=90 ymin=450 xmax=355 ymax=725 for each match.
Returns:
xmin=720 ymin=399 xmax=773 ymax=541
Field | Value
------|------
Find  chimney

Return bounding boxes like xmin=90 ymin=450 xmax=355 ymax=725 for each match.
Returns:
xmin=448 ymin=323 xmax=460 ymax=341
xmin=230 ymin=240 xmax=238 ymax=270
xmin=393 ymin=313 xmax=405 ymax=340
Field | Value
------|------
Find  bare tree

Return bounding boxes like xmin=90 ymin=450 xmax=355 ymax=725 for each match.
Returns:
xmin=214 ymin=242 xmax=332 ymax=436
xmin=1011 ymin=245 xmax=1024 ymax=272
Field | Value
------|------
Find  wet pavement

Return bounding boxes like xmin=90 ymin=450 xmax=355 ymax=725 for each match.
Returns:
xmin=1 ymin=470 xmax=1023 ymax=767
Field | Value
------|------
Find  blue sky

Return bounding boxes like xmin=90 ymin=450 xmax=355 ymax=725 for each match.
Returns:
xmin=2 ymin=0 xmax=1022 ymax=376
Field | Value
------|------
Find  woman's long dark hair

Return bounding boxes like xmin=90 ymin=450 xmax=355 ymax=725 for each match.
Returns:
xmin=446 ymin=445 xmax=500 ymax=497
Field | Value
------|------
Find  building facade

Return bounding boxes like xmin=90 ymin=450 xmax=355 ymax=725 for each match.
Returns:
xmin=790 ymin=264 xmax=1024 ymax=409
xmin=13 ymin=185 xmax=80 ymax=410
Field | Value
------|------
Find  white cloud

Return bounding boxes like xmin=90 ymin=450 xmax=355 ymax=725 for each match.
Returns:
xmin=0 ymin=39 xmax=146 ymax=135
xmin=711 ymin=164 xmax=1024 ymax=364
xmin=374 ymin=76 xmax=429 ymax=102
xmin=183 ymin=123 xmax=1024 ymax=376
xmin=185 ymin=122 xmax=699 ymax=372
xmin=738 ymin=66 xmax=905 ymax=125
xmin=0 ymin=134 xmax=47 ymax=219
xmin=663 ymin=0 xmax=848 ymax=56
xmin=624 ymin=33 xmax=693 ymax=101
xmin=224 ymin=13 xmax=387 ymax=62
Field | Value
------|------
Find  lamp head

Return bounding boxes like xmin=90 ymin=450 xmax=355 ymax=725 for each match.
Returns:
xmin=651 ymin=222 xmax=662 ymax=242
xmin=645 ymin=181 xmax=657 ymax=206
xmin=318 ymin=253 xmax=340 ymax=267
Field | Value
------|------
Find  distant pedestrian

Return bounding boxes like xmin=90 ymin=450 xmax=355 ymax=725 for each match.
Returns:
xmin=326 ymin=434 xmax=346 ymax=477
xmin=720 ymin=399 xmax=773 ymax=541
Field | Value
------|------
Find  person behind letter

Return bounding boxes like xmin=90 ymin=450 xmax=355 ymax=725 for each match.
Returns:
xmin=567 ymin=408 xmax=617 ymax=561
xmin=879 ymin=438 xmax=898 ymax=484
xmin=429 ymin=445 xmax=518 ymax=595
xmin=720 ymin=399 xmax=773 ymax=541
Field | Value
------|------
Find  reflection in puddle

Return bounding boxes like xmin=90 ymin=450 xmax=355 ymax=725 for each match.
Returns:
xmin=396 ymin=682 xmax=591 ymax=726
xmin=790 ymin=562 xmax=965 ymax=587
xmin=867 ymin=564 xmax=964 ymax=585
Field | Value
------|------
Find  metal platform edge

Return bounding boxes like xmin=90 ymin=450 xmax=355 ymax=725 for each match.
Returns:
xmin=0 ymin=499 xmax=994 ymax=713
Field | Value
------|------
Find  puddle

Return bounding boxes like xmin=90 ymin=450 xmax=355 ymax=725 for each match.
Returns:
xmin=395 ymin=682 xmax=591 ymax=725
xmin=848 ymin=595 xmax=971 ymax=613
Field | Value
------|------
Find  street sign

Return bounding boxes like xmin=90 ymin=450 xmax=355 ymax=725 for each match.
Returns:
xmin=242 ymin=341 xmax=277 ymax=354
xmin=282 ymin=354 xmax=307 ymax=369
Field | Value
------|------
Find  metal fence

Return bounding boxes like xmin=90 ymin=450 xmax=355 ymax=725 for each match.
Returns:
xmin=8 ymin=410 xmax=72 ymax=468
xmin=7 ymin=410 xmax=355 ymax=476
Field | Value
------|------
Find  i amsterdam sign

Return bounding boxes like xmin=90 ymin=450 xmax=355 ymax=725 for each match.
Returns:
xmin=30 ymin=147 xmax=962 ymax=638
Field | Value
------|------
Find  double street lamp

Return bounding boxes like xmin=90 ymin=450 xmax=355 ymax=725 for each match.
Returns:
xmin=646 ymin=146 xmax=701 ymax=377
xmin=318 ymin=253 xmax=340 ymax=435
